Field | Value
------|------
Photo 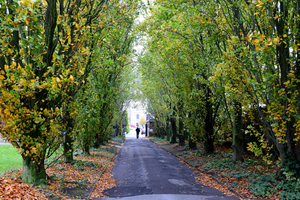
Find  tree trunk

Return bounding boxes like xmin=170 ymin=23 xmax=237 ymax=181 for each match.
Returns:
xmin=22 ymin=157 xmax=47 ymax=186
xmin=204 ymin=87 xmax=214 ymax=154
xmin=232 ymin=101 xmax=244 ymax=162
xmin=160 ymin=126 xmax=165 ymax=139
xmin=178 ymin=118 xmax=185 ymax=146
xmin=83 ymin=122 xmax=91 ymax=154
xmin=189 ymin=135 xmax=197 ymax=150
xmin=83 ymin=121 xmax=90 ymax=155
xmin=166 ymin=118 xmax=170 ymax=141
xmin=170 ymin=116 xmax=177 ymax=144
xmin=98 ymin=130 xmax=105 ymax=145
xmin=63 ymin=111 xmax=74 ymax=163
xmin=64 ymin=131 xmax=74 ymax=163
xmin=204 ymin=130 xmax=214 ymax=154
xmin=94 ymin=133 xmax=100 ymax=149
xmin=186 ymin=111 xmax=197 ymax=149
xmin=116 ymin=124 xmax=120 ymax=136
xmin=83 ymin=144 xmax=90 ymax=155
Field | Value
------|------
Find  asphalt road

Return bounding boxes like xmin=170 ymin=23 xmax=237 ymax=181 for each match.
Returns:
xmin=93 ymin=135 xmax=239 ymax=200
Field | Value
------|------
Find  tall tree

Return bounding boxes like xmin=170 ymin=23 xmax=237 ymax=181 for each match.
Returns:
xmin=0 ymin=0 xmax=139 ymax=184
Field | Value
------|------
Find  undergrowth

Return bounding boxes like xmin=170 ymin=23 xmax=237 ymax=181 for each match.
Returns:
xmin=197 ymin=151 xmax=300 ymax=199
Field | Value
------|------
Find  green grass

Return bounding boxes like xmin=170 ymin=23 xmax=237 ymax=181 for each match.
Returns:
xmin=0 ymin=145 xmax=22 ymax=174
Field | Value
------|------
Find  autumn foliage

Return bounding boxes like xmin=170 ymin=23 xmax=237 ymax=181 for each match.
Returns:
xmin=0 ymin=0 xmax=139 ymax=185
xmin=137 ymin=0 xmax=300 ymax=191
xmin=0 ymin=177 xmax=47 ymax=199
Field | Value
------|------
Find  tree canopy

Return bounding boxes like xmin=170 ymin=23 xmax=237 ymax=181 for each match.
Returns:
xmin=0 ymin=0 xmax=140 ymax=185
xmin=1 ymin=0 xmax=300 ymax=187
xmin=136 ymin=0 xmax=300 ymax=169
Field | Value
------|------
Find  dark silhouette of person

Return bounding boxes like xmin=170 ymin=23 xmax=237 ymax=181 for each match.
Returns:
xmin=136 ymin=127 xmax=140 ymax=139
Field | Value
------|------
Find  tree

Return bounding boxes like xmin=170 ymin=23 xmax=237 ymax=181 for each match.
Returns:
xmin=0 ymin=0 xmax=139 ymax=185
xmin=138 ymin=0 xmax=300 ymax=170
xmin=138 ymin=116 xmax=146 ymax=126
xmin=215 ymin=0 xmax=300 ymax=166
xmin=138 ymin=0 xmax=225 ymax=153
xmin=74 ymin=0 xmax=138 ymax=150
xmin=124 ymin=111 xmax=130 ymax=133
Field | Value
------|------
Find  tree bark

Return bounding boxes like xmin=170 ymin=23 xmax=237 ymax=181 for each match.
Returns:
xmin=178 ymin=118 xmax=185 ymax=146
xmin=232 ymin=101 xmax=244 ymax=162
xmin=83 ymin=123 xmax=90 ymax=155
xmin=22 ymin=157 xmax=47 ymax=186
xmin=170 ymin=115 xmax=177 ymax=144
xmin=94 ymin=132 xmax=100 ymax=149
xmin=83 ymin=144 xmax=90 ymax=155
xmin=204 ymin=87 xmax=214 ymax=154
xmin=166 ymin=117 xmax=170 ymax=141
xmin=63 ymin=131 xmax=74 ymax=163
xmin=63 ymin=110 xmax=74 ymax=163
xmin=188 ymin=135 xmax=197 ymax=150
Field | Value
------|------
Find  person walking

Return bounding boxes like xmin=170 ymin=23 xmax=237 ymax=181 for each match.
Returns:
xmin=135 ymin=127 xmax=140 ymax=139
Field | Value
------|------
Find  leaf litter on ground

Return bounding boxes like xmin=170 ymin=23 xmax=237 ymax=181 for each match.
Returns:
xmin=0 ymin=139 xmax=122 ymax=200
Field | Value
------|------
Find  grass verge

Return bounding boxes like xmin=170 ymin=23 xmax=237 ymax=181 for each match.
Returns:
xmin=0 ymin=145 xmax=22 ymax=174
xmin=0 ymin=137 xmax=123 ymax=199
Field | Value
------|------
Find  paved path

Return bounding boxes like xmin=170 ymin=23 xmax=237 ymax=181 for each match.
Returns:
xmin=0 ymin=139 xmax=11 ymax=145
xmin=125 ymin=128 xmax=146 ymax=139
xmin=93 ymin=136 xmax=238 ymax=200
xmin=0 ymin=143 xmax=11 ymax=145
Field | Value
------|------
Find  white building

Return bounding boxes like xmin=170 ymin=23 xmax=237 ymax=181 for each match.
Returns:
xmin=127 ymin=101 xmax=147 ymax=127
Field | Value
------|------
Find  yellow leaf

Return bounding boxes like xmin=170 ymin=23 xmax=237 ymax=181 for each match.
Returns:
xmin=31 ymin=147 xmax=37 ymax=154
xmin=283 ymin=34 xmax=287 ymax=38
xmin=34 ymin=117 xmax=43 ymax=123
xmin=70 ymin=75 xmax=74 ymax=81
xmin=283 ymin=80 xmax=290 ymax=86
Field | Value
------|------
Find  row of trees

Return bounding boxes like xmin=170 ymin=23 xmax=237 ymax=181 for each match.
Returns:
xmin=137 ymin=0 xmax=300 ymax=171
xmin=0 ymin=0 xmax=140 ymax=185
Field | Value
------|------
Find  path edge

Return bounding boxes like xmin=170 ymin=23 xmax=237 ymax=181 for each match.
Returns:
xmin=148 ymin=139 xmax=250 ymax=200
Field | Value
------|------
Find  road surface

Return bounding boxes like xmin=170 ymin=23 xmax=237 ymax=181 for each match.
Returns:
xmin=93 ymin=132 xmax=238 ymax=200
